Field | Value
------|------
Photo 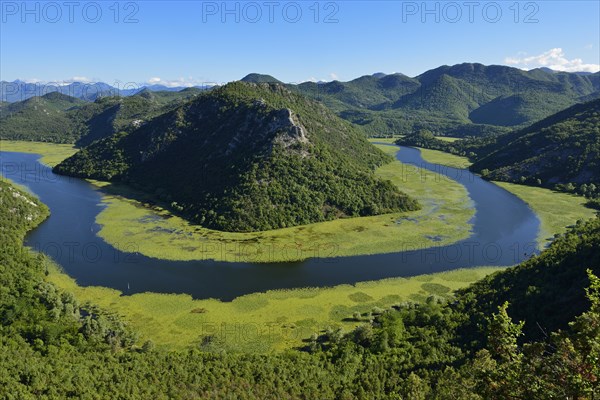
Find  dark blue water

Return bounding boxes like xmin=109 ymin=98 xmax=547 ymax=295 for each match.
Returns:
xmin=0 ymin=146 xmax=539 ymax=300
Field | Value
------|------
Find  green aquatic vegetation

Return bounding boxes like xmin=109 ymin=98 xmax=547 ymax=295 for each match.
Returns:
xmin=417 ymin=147 xmax=472 ymax=169
xmin=46 ymin=262 xmax=502 ymax=352
xmin=1 ymin=139 xmax=475 ymax=263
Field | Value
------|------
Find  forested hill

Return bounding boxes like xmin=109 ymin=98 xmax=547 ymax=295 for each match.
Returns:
xmin=241 ymin=73 xmax=283 ymax=84
xmin=54 ymin=82 xmax=418 ymax=232
xmin=0 ymin=89 xmax=202 ymax=144
xmin=470 ymin=99 xmax=600 ymax=188
xmin=0 ymin=92 xmax=84 ymax=143
xmin=1 ymin=176 xmax=599 ymax=398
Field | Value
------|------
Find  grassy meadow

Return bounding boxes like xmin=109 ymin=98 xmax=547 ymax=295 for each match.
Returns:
xmin=417 ymin=147 xmax=473 ymax=169
xmin=369 ymin=137 xmax=398 ymax=144
xmin=370 ymin=137 xmax=470 ymax=168
xmin=435 ymin=136 xmax=461 ymax=143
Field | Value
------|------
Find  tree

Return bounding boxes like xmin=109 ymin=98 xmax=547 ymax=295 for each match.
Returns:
xmin=400 ymin=373 xmax=430 ymax=400
xmin=487 ymin=302 xmax=524 ymax=362
xmin=553 ymin=270 xmax=600 ymax=397
xmin=474 ymin=302 xmax=526 ymax=398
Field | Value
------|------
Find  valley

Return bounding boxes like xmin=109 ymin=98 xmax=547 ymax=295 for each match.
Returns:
xmin=1 ymin=50 xmax=599 ymax=400
xmin=3 ymin=1 xmax=600 ymax=395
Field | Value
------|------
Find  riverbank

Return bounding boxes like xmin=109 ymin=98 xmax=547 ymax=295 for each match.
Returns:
xmin=494 ymin=181 xmax=597 ymax=249
xmin=411 ymin=144 xmax=597 ymax=249
xmin=3 ymin=139 xmax=593 ymax=257
xmin=0 ymin=140 xmax=492 ymax=352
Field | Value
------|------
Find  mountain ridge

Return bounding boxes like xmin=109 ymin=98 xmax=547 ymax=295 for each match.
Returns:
xmin=291 ymin=63 xmax=600 ymax=136
xmin=3 ymin=64 xmax=599 ymax=142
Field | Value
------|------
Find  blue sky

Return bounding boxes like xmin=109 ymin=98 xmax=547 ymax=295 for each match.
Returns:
xmin=1 ymin=1 xmax=599 ymax=86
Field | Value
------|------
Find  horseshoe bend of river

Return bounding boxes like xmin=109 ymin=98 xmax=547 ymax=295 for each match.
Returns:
xmin=0 ymin=146 xmax=539 ymax=301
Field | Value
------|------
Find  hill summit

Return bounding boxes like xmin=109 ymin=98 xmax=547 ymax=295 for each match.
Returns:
xmin=54 ymin=82 xmax=418 ymax=232
xmin=241 ymin=73 xmax=283 ymax=84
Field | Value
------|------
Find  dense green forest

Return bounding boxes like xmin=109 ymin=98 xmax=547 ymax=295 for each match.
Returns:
xmin=395 ymin=129 xmax=451 ymax=152
xmin=0 ymin=92 xmax=84 ymax=143
xmin=1 ymin=177 xmax=599 ymax=398
xmin=53 ymin=82 xmax=418 ymax=232
xmin=241 ymin=73 xmax=283 ymax=84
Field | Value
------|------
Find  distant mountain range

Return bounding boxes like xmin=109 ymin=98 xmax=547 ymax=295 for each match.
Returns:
xmin=4 ymin=66 xmax=600 ymax=230
xmin=0 ymin=80 xmax=213 ymax=103
xmin=292 ymin=64 xmax=600 ymax=136
xmin=3 ymin=63 xmax=600 ymax=145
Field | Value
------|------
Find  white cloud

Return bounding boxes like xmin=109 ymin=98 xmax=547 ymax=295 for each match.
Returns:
xmin=584 ymin=44 xmax=594 ymax=50
xmin=300 ymin=73 xmax=340 ymax=83
xmin=43 ymin=76 xmax=96 ymax=85
xmin=505 ymin=48 xmax=600 ymax=73
xmin=144 ymin=77 xmax=207 ymax=88
xmin=69 ymin=76 xmax=93 ymax=83
xmin=42 ymin=77 xmax=96 ymax=86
